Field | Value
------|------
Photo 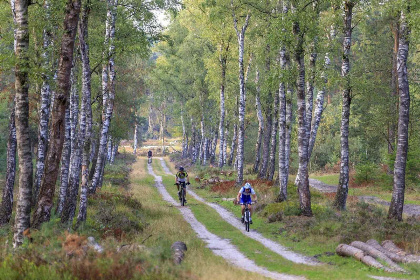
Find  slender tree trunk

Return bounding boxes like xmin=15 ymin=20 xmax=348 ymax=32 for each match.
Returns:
xmin=218 ymin=54 xmax=227 ymax=168
xmin=305 ymin=50 xmax=317 ymax=158
xmin=335 ymin=1 xmax=354 ymax=210
xmin=32 ymin=0 xmax=81 ymax=228
xmin=294 ymin=20 xmax=312 ymax=216
xmin=210 ymin=129 xmax=217 ymax=164
xmin=223 ymin=124 xmax=228 ymax=165
xmin=107 ymin=136 xmax=113 ymax=162
xmin=181 ymin=110 xmax=188 ymax=158
xmin=267 ymin=82 xmax=279 ymax=181
xmin=253 ymin=68 xmax=264 ymax=173
xmin=229 ymin=122 xmax=237 ymax=167
xmin=89 ymin=128 xmax=100 ymax=180
xmin=388 ymin=10 xmax=410 ymax=221
xmin=55 ymin=108 xmax=71 ymax=216
xmin=308 ymin=54 xmax=329 ymax=159
xmin=199 ymin=115 xmax=205 ymax=164
xmin=110 ymin=142 xmax=118 ymax=163
xmin=0 ymin=106 xmax=17 ymax=225
xmin=285 ymin=86 xmax=293 ymax=186
xmin=232 ymin=9 xmax=250 ymax=185
xmin=77 ymin=2 xmax=92 ymax=225
xmin=34 ymin=0 xmax=53 ymax=200
xmin=61 ymin=61 xmax=85 ymax=225
xmin=13 ymin=0 xmax=34 ymax=247
xmin=278 ymin=47 xmax=287 ymax=201
xmin=90 ymin=0 xmax=117 ymax=194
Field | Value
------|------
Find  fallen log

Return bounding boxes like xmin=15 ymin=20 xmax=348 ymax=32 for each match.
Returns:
xmin=336 ymin=244 xmax=393 ymax=272
xmin=382 ymin=240 xmax=420 ymax=264
xmin=350 ymin=241 xmax=406 ymax=273
xmin=366 ymin=239 xmax=404 ymax=263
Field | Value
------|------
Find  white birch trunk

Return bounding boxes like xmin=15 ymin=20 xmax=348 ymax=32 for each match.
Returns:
xmin=90 ymin=0 xmax=117 ymax=193
xmin=34 ymin=0 xmax=52 ymax=199
xmin=267 ymin=82 xmax=279 ymax=181
xmin=13 ymin=0 xmax=34 ymax=247
xmin=232 ymin=4 xmax=250 ymax=185
xmin=388 ymin=10 xmax=410 ymax=221
xmin=55 ymin=108 xmax=71 ymax=216
xmin=253 ymin=68 xmax=264 ymax=173
xmin=335 ymin=1 xmax=354 ymax=210
xmin=218 ymin=51 xmax=227 ymax=168
xmin=77 ymin=2 xmax=92 ymax=225
xmin=223 ymin=125 xmax=228 ymax=165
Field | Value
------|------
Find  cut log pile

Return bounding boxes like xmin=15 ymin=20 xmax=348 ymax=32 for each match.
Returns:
xmin=336 ymin=240 xmax=419 ymax=273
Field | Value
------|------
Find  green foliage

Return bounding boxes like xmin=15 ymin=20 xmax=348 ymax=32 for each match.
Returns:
xmin=354 ymin=162 xmax=379 ymax=184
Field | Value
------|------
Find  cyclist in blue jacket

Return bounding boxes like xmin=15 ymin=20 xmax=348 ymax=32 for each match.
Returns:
xmin=236 ymin=182 xmax=257 ymax=224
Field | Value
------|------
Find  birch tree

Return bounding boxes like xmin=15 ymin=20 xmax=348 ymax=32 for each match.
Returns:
xmin=253 ymin=67 xmax=264 ymax=173
xmin=13 ymin=0 xmax=33 ymax=247
xmin=388 ymin=8 xmax=410 ymax=221
xmin=90 ymin=0 xmax=118 ymax=194
xmin=334 ymin=0 xmax=356 ymax=210
xmin=32 ymin=0 xmax=82 ymax=228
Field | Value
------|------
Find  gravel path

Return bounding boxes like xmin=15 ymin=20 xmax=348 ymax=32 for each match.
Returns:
xmin=149 ymin=161 xmax=303 ymax=280
xmin=159 ymin=158 xmax=319 ymax=266
xmin=308 ymin=178 xmax=420 ymax=218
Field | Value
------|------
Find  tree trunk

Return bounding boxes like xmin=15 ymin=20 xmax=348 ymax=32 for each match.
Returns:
xmin=218 ymin=54 xmax=226 ymax=168
xmin=210 ymin=130 xmax=217 ymax=164
xmin=335 ymin=1 xmax=354 ymax=210
xmin=253 ymin=68 xmax=264 ymax=173
xmin=181 ymin=110 xmax=188 ymax=158
xmin=336 ymin=244 xmax=393 ymax=272
xmin=32 ymin=0 xmax=81 ymax=228
xmin=267 ymin=82 xmax=279 ymax=181
xmin=55 ymin=108 xmax=71 ymax=216
xmin=110 ymin=142 xmax=118 ymax=163
xmin=308 ymin=54 xmax=329 ymax=159
xmin=350 ymin=241 xmax=406 ymax=273
xmin=388 ymin=10 xmax=410 ymax=221
xmin=76 ymin=2 xmax=92 ymax=225
xmin=13 ymin=0 xmax=34 ymax=247
xmin=34 ymin=0 xmax=53 ymax=200
xmin=228 ymin=122 xmax=237 ymax=167
xmin=285 ymin=86 xmax=293 ymax=186
xmin=90 ymin=0 xmax=118 ymax=194
xmin=61 ymin=60 xmax=85 ymax=225
xmin=366 ymin=239 xmax=405 ymax=263
xmin=223 ymin=124 xmax=228 ymax=165
xmin=232 ymin=9 xmax=250 ymax=185
xmin=133 ymin=120 xmax=138 ymax=154
xmin=278 ymin=47 xmax=287 ymax=201
xmin=0 ymin=106 xmax=17 ymax=225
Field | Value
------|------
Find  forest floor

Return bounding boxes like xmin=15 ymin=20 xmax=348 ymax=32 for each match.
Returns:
xmin=154 ymin=156 xmax=420 ymax=280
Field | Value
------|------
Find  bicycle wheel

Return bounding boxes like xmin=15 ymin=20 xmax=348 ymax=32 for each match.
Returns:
xmin=245 ymin=210 xmax=250 ymax=232
xmin=181 ymin=187 xmax=185 ymax=206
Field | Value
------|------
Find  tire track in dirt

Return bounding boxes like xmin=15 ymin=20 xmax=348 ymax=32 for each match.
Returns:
xmin=159 ymin=158 xmax=319 ymax=266
xmin=148 ymin=161 xmax=304 ymax=280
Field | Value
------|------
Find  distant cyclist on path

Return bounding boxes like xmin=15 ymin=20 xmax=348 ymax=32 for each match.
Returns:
xmin=237 ymin=182 xmax=257 ymax=224
xmin=175 ymin=166 xmax=190 ymax=202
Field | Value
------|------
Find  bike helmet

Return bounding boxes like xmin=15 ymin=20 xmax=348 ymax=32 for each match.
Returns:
xmin=244 ymin=182 xmax=251 ymax=189
xmin=179 ymin=166 xmax=184 ymax=171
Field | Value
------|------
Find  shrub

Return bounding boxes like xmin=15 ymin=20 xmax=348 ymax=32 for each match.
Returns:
xmin=354 ymin=162 xmax=379 ymax=184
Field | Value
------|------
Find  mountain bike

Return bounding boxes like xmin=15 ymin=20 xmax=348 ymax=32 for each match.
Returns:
xmin=148 ymin=156 xmax=152 ymax=164
xmin=244 ymin=202 xmax=253 ymax=232
xmin=176 ymin=182 xmax=189 ymax=206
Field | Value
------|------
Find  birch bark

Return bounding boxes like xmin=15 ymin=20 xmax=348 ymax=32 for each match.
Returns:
xmin=218 ymin=47 xmax=227 ymax=168
xmin=232 ymin=2 xmax=250 ymax=185
xmin=388 ymin=10 xmax=410 ymax=221
xmin=278 ymin=47 xmax=287 ymax=201
xmin=13 ymin=0 xmax=34 ymax=247
xmin=294 ymin=20 xmax=312 ymax=216
xmin=253 ymin=68 xmax=264 ymax=173
xmin=90 ymin=0 xmax=118 ymax=194
xmin=223 ymin=125 xmax=228 ymax=165
xmin=0 ymin=106 xmax=17 ymax=225
xmin=55 ymin=108 xmax=71 ymax=216
xmin=335 ymin=1 xmax=354 ymax=210
xmin=32 ymin=0 xmax=81 ymax=228
xmin=34 ymin=0 xmax=53 ymax=199
xmin=267 ymin=81 xmax=279 ymax=181
xmin=77 ymin=2 xmax=92 ymax=224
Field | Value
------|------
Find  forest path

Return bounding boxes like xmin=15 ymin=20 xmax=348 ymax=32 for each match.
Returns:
xmin=159 ymin=158 xmax=319 ymax=266
xmin=148 ymin=160 xmax=304 ymax=280
xmin=308 ymin=178 xmax=420 ymax=217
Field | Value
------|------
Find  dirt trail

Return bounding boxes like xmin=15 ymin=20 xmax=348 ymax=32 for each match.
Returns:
xmin=308 ymin=178 xmax=420 ymax=218
xmin=159 ymin=158 xmax=319 ymax=266
xmin=149 ymin=161 xmax=304 ymax=280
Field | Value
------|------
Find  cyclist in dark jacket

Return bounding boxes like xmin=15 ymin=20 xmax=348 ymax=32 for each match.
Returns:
xmin=175 ymin=166 xmax=190 ymax=202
